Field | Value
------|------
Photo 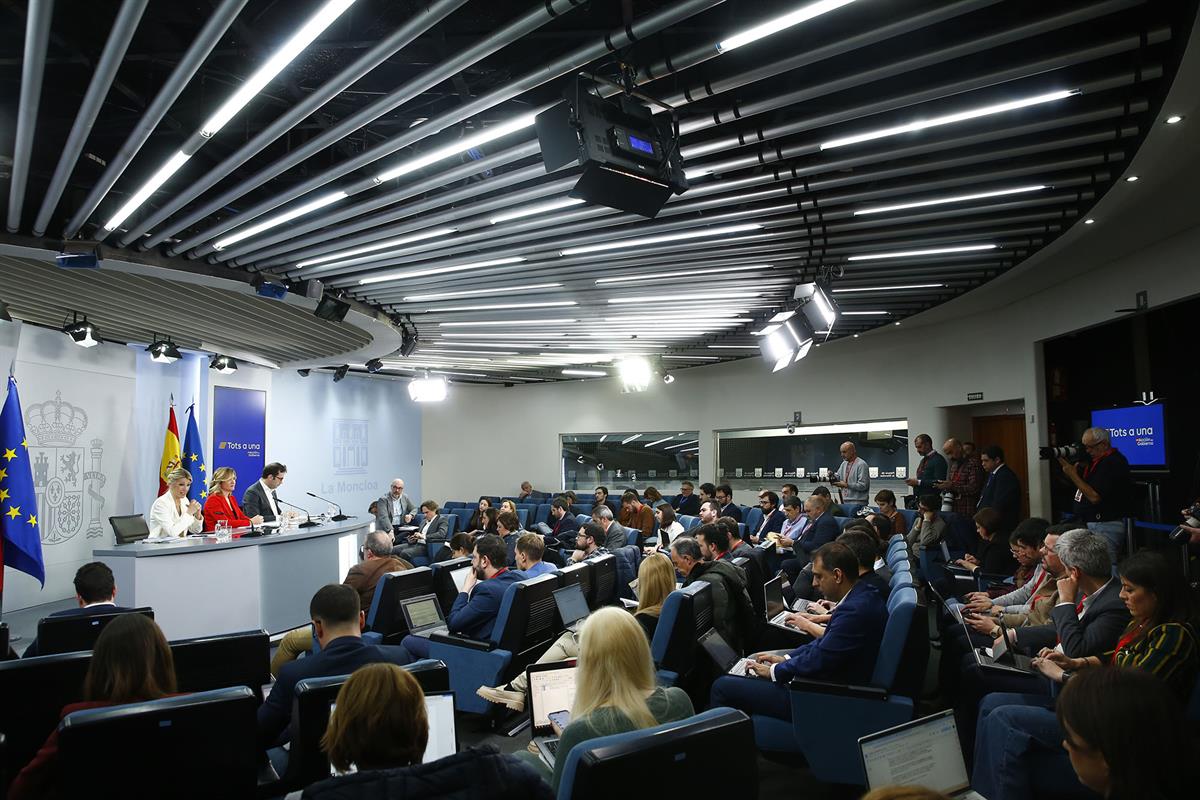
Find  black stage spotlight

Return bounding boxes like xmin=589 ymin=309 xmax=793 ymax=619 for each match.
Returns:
xmin=63 ymin=313 xmax=100 ymax=347
xmin=314 ymin=294 xmax=350 ymax=322
xmin=400 ymin=327 xmax=419 ymax=357
xmin=146 ymin=336 xmax=182 ymax=364
xmin=332 ymin=365 xmax=349 ymax=383
xmin=365 ymin=358 xmax=384 ymax=373
xmin=209 ymin=354 xmax=238 ymax=374
xmin=0 ymin=301 xmax=12 ymax=322
xmin=297 ymin=369 xmax=311 ymax=377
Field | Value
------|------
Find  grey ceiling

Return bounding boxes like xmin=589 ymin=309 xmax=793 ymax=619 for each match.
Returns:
xmin=1 ymin=0 xmax=1195 ymax=383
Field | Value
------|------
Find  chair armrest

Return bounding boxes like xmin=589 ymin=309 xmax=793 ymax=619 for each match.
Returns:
xmin=788 ymin=677 xmax=889 ymax=702
xmin=429 ymin=631 xmax=494 ymax=651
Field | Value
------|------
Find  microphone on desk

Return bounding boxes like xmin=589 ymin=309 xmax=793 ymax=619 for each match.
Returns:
xmin=306 ymin=492 xmax=350 ymax=522
xmin=277 ymin=498 xmax=320 ymax=528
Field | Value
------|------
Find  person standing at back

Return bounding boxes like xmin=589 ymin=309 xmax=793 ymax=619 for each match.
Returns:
xmin=1058 ymin=426 xmax=1133 ymax=562
xmin=831 ymin=441 xmax=870 ymax=506
xmin=904 ymin=433 xmax=948 ymax=503
xmin=936 ymin=438 xmax=984 ymax=516
xmin=977 ymin=445 xmax=1021 ymax=534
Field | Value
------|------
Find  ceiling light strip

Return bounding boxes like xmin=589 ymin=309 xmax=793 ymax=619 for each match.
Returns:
xmin=847 ymin=244 xmax=996 ymax=261
xmin=560 ymin=223 xmax=763 ymax=256
xmin=852 ymin=185 xmax=1047 ymax=215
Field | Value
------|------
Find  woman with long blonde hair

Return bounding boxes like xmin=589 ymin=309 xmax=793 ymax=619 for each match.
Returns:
xmin=543 ymin=607 xmax=693 ymax=790
xmin=633 ymin=553 xmax=675 ymax=640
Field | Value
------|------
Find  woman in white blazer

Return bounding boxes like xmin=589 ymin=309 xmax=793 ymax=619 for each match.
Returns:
xmin=149 ymin=467 xmax=203 ymax=537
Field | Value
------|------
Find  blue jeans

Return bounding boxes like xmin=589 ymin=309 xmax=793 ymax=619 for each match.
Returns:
xmin=1087 ymin=519 xmax=1125 ymax=563
xmin=710 ymin=674 xmax=791 ymax=721
xmin=972 ymin=692 xmax=1095 ymax=799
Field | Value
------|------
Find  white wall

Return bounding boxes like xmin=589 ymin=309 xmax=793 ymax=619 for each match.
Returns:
xmin=0 ymin=324 xmax=422 ymax=612
xmin=421 ymin=221 xmax=1200 ymax=514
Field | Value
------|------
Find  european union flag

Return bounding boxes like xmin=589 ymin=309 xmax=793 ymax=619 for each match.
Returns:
xmin=0 ymin=375 xmax=45 ymax=589
xmin=182 ymin=403 xmax=208 ymax=503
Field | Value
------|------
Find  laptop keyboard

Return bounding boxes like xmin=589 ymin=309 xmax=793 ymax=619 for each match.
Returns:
xmin=544 ymin=739 xmax=559 ymax=756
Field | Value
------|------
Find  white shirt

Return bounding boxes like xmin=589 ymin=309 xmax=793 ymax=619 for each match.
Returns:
xmin=391 ymin=496 xmax=408 ymax=524
xmin=257 ymin=479 xmax=281 ymax=520
xmin=148 ymin=491 xmax=203 ymax=538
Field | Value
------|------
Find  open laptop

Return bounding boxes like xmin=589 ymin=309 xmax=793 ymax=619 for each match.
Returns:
xmin=763 ymin=576 xmax=801 ymax=631
xmin=926 ymin=583 xmax=967 ymax=625
xmin=552 ymin=582 xmax=590 ymax=633
xmin=974 ymin=615 xmax=1035 ymax=674
xmin=398 ymin=593 xmax=449 ymax=638
xmin=528 ymin=661 xmax=578 ymax=768
xmin=859 ymin=710 xmax=988 ymax=799
xmin=698 ymin=629 xmax=758 ymax=676
xmin=449 ymin=564 xmax=473 ymax=593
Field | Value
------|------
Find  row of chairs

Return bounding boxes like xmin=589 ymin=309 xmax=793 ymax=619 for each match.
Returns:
xmin=0 ymin=628 xmax=270 ymax=795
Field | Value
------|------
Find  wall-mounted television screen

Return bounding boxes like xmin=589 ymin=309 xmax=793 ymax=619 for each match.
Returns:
xmin=1091 ymin=404 xmax=1166 ymax=468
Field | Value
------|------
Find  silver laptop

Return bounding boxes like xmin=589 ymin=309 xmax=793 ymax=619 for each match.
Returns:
xmin=698 ymin=628 xmax=757 ymax=676
xmin=398 ymin=593 xmax=449 ymax=638
xmin=449 ymin=564 xmax=473 ymax=593
xmin=552 ymin=582 xmax=590 ymax=633
xmin=859 ymin=710 xmax=987 ymax=799
xmin=763 ymin=576 xmax=800 ymax=630
xmin=974 ymin=615 xmax=1035 ymax=674
xmin=528 ymin=661 xmax=578 ymax=768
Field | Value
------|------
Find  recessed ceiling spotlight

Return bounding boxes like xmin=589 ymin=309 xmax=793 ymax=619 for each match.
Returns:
xmin=1083 ymin=218 xmax=1096 ymax=224
xmin=853 ymin=333 xmax=860 ymax=338
xmin=1125 ymin=175 xmax=1139 ymax=182
xmin=1165 ymin=115 xmax=1183 ymax=124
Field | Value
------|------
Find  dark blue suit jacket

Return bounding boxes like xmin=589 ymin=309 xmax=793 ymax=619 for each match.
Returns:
xmin=447 ymin=569 xmax=523 ymax=640
xmin=773 ymin=581 xmax=887 ymax=685
xmin=257 ymin=635 xmax=413 ymax=749
xmin=797 ymin=512 xmax=840 ymax=555
xmin=756 ymin=508 xmax=785 ymax=540
xmin=977 ymin=463 xmax=1021 ymax=531
xmin=720 ymin=503 xmax=743 ymax=522
xmin=22 ymin=604 xmax=134 ymax=658
xmin=674 ymin=494 xmax=701 ymax=517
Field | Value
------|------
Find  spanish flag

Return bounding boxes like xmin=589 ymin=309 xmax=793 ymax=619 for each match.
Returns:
xmin=158 ymin=405 xmax=182 ymax=497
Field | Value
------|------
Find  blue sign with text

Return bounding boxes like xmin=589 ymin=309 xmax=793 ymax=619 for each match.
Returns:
xmin=212 ymin=387 xmax=267 ymax=484
xmin=1091 ymin=404 xmax=1167 ymax=468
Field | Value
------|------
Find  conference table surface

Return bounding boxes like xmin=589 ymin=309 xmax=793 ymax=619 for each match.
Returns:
xmin=95 ymin=518 xmax=369 ymax=640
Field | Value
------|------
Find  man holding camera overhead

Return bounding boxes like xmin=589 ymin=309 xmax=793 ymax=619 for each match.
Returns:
xmin=1057 ymin=426 xmax=1131 ymax=561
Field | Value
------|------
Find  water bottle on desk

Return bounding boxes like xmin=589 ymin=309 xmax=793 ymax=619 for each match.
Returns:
xmin=214 ymin=519 xmax=231 ymax=541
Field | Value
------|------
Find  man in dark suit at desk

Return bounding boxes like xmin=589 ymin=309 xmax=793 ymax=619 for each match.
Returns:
xmin=241 ymin=462 xmax=288 ymax=524
xmin=22 ymin=562 xmax=133 ymax=658
xmin=977 ymin=445 xmax=1021 ymax=533
xmin=401 ymin=534 xmax=523 ymax=659
xmin=258 ymin=584 xmax=412 ymax=751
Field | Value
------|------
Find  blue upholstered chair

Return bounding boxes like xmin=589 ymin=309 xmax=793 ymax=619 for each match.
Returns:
xmin=748 ymin=586 xmax=918 ymax=785
xmin=534 ymin=503 xmax=554 ymax=527
xmin=427 ymin=572 xmax=563 ymax=714
xmin=742 ymin=507 xmax=763 ymax=537
xmin=555 ymin=708 xmax=755 ymax=800
xmin=649 ymin=582 xmax=713 ymax=687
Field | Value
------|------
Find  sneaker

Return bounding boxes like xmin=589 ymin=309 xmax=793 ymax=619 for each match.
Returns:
xmin=476 ymin=685 xmax=526 ymax=712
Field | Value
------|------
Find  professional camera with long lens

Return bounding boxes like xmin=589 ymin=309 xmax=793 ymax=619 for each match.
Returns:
xmin=1038 ymin=443 xmax=1087 ymax=461
xmin=1168 ymin=505 xmax=1200 ymax=544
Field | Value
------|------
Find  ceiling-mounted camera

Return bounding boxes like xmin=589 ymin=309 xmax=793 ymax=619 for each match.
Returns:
xmin=535 ymin=72 xmax=688 ymax=218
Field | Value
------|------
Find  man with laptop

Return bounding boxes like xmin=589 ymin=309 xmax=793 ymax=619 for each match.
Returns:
xmin=709 ymin=542 xmax=887 ymax=721
xmin=401 ymin=534 xmax=523 ymax=660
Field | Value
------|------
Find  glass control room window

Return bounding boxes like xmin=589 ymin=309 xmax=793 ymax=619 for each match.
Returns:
xmin=715 ymin=420 xmax=909 ymax=501
xmin=561 ymin=432 xmax=700 ymax=493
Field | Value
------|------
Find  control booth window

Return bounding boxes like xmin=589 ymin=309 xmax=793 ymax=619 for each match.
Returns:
xmin=716 ymin=420 xmax=910 ymax=502
xmin=561 ymin=432 xmax=700 ymax=494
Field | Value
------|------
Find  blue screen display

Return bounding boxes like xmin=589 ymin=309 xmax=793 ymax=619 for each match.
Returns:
xmin=628 ymin=134 xmax=655 ymax=154
xmin=1091 ymin=404 xmax=1166 ymax=467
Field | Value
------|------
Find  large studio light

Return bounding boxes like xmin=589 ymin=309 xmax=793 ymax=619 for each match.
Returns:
xmin=617 ymin=356 xmax=652 ymax=393
xmin=794 ymin=282 xmax=839 ymax=330
xmin=409 ymin=373 xmax=448 ymax=402
xmin=63 ymin=313 xmax=100 ymax=348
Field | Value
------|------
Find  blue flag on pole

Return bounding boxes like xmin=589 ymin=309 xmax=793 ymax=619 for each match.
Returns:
xmin=182 ymin=404 xmax=208 ymax=504
xmin=0 ymin=375 xmax=45 ymax=589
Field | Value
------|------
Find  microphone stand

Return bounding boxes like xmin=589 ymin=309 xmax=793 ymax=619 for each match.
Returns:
xmin=307 ymin=491 xmax=350 ymax=522
xmin=278 ymin=498 xmax=320 ymax=528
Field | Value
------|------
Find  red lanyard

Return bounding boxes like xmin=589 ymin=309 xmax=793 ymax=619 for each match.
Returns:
xmin=1075 ymin=595 xmax=1087 ymax=614
xmin=1111 ymin=622 xmax=1146 ymax=664
xmin=1030 ymin=569 xmax=1046 ymax=593
xmin=1082 ymin=450 xmax=1113 ymax=480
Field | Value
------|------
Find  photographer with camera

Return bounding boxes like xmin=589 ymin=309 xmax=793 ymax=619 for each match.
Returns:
xmin=1171 ymin=498 xmax=1200 ymax=546
xmin=1054 ymin=427 xmax=1132 ymax=561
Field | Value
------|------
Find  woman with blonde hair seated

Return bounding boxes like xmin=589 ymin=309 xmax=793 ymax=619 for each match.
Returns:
xmin=149 ymin=467 xmax=203 ymax=537
xmin=202 ymin=466 xmax=263 ymax=531
xmin=532 ymin=607 xmax=694 ymax=791
xmin=301 ymin=662 xmax=550 ymax=799
xmin=476 ymin=554 xmax=677 ymax=712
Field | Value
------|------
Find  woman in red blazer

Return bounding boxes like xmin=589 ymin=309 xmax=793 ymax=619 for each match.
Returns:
xmin=202 ymin=466 xmax=263 ymax=531
xmin=10 ymin=614 xmax=179 ymax=799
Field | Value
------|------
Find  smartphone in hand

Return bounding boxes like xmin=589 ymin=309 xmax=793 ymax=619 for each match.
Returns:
xmin=549 ymin=709 xmax=571 ymax=736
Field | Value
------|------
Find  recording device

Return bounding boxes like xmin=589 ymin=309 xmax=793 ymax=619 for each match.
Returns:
xmin=535 ymin=75 xmax=688 ymax=218
xmin=277 ymin=498 xmax=320 ymax=529
xmin=1168 ymin=504 xmax=1200 ymax=544
xmin=1038 ymin=443 xmax=1086 ymax=461
xmin=306 ymin=491 xmax=350 ymax=522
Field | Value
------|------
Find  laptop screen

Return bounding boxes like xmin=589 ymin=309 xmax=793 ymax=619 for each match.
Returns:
xmin=698 ymin=628 xmax=740 ymax=672
xmin=449 ymin=565 xmax=472 ymax=593
xmin=529 ymin=664 xmax=577 ymax=732
xmin=552 ymin=584 xmax=590 ymax=627
xmin=860 ymin=711 xmax=970 ymax=793
xmin=402 ymin=596 xmax=444 ymax=630
xmin=763 ymin=577 xmax=786 ymax=618
xmin=423 ymin=693 xmax=457 ymax=762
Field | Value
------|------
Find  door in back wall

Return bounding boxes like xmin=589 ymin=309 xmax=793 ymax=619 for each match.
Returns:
xmin=973 ymin=414 xmax=1029 ymax=520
